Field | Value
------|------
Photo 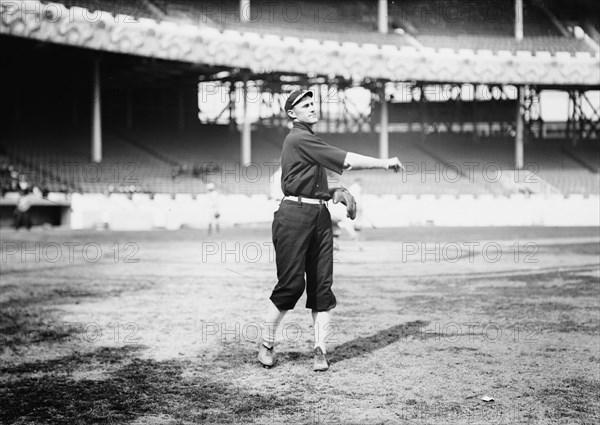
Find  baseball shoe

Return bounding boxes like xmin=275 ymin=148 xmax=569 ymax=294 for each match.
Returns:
xmin=257 ymin=341 xmax=274 ymax=368
xmin=313 ymin=346 xmax=329 ymax=372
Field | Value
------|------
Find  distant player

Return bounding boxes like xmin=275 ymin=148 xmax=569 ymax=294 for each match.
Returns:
xmin=14 ymin=188 xmax=34 ymax=231
xmin=206 ymin=183 xmax=220 ymax=234
xmin=258 ymin=90 xmax=404 ymax=371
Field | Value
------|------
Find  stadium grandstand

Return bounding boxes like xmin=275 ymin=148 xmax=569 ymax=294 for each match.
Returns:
xmin=0 ymin=0 xmax=598 ymax=228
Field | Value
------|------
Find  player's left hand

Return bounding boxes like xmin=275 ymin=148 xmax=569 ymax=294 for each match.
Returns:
xmin=332 ymin=188 xmax=357 ymax=220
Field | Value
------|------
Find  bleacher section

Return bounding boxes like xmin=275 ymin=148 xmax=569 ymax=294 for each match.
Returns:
xmin=3 ymin=124 xmax=166 ymax=193
xmin=55 ymin=0 xmax=597 ymax=54
xmin=545 ymin=0 xmax=600 ymax=46
xmin=415 ymin=135 xmax=599 ymax=196
xmin=114 ymin=124 xmax=282 ymax=194
xmin=390 ymin=0 xmax=595 ymax=54
xmin=324 ymin=132 xmax=599 ymax=197
xmin=1 ymin=124 xmax=281 ymax=196
xmin=534 ymin=139 xmax=600 ymax=195
xmin=389 ymin=0 xmax=557 ymax=36
xmin=323 ymin=133 xmax=489 ymax=196
xmin=144 ymin=0 xmax=414 ymax=47
xmin=2 ymin=123 xmax=598 ymax=197
xmin=415 ymin=34 xmax=592 ymax=54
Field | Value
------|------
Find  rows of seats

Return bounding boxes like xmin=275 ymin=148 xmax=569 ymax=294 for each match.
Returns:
xmin=1 ymin=124 xmax=278 ymax=196
xmin=55 ymin=0 xmax=595 ymax=54
xmin=2 ymin=126 xmax=167 ymax=194
xmin=2 ymin=122 xmax=598 ymax=197
xmin=539 ymin=169 xmax=599 ymax=196
xmin=532 ymin=139 xmax=599 ymax=196
xmin=322 ymin=132 xmax=599 ymax=196
xmin=587 ymin=24 xmax=600 ymax=45
xmin=389 ymin=0 xmax=559 ymax=36
xmin=390 ymin=0 xmax=595 ymax=54
xmin=545 ymin=0 xmax=600 ymax=44
xmin=151 ymin=0 xmax=416 ymax=47
xmin=120 ymin=124 xmax=282 ymax=168
xmin=323 ymin=133 xmax=490 ymax=196
xmin=416 ymin=34 xmax=594 ymax=54
xmin=418 ymin=135 xmax=599 ymax=196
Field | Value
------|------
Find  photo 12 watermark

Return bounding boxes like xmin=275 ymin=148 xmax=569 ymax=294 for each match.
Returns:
xmin=18 ymin=161 xmax=140 ymax=186
xmin=13 ymin=321 xmax=142 ymax=345
xmin=1 ymin=242 xmax=141 ymax=264
xmin=400 ymin=241 xmax=539 ymax=264
xmin=199 ymin=320 xmax=340 ymax=345
xmin=1 ymin=1 xmax=143 ymax=24
xmin=199 ymin=1 xmax=341 ymax=25
xmin=400 ymin=161 xmax=539 ymax=185
xmin=200 ymin=397 xmax=341 ymax=424
xmin=197 ymin=320 xmax=540 ymax=346
xmin=396 ymin=403 xmax=543 ymax=424
xmin=201 ymin=241 xmax=341 ymax=264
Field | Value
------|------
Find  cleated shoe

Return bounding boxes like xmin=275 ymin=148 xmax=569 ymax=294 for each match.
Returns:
xmin=313 ymin=347 xmax=329 ymax=371
xmin=257 ymin=341 xmax=274 ymax=368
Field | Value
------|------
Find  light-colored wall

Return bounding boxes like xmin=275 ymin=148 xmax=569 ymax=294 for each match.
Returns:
xmin=65 ymin=193 xmax=600 ymax=230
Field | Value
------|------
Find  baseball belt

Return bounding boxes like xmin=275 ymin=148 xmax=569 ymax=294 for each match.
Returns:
xmin=282 ymin=196 xmax=326 ymax=205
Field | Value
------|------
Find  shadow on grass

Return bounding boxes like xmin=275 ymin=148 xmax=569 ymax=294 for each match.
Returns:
xmin=0 ymin=345 xmax=299 ymax=424
xmin=275 ymin=321 xmax=432 ymax=365
xmin=328 ymin=320 xmax=430 ymax=364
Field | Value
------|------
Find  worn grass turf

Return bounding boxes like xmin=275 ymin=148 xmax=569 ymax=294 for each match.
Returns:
xmin=1 ymin=227 xmax=599 ymax=424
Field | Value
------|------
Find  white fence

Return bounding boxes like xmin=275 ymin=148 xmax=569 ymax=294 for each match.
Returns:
xmin=68 ymin=193 xmax=600 ymax=230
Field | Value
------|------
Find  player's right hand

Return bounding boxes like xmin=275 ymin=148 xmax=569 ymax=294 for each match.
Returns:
xmin=387 ymin=157 xmax=404 ymax=173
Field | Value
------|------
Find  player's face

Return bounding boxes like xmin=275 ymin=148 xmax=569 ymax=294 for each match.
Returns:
xmin=289 ymin=97 xmax=318 ymax=124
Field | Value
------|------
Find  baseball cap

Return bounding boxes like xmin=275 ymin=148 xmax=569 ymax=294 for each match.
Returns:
xmin=285 ymin=90 xmax=313 ymax=114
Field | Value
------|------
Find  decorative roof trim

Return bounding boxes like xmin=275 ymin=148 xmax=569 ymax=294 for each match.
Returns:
xmin=1 ymin=1 xmax=599 ymax=86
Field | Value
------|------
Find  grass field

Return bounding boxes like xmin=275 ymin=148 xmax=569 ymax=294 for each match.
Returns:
xmin=1 ymin=226 xmax=599 ymax=424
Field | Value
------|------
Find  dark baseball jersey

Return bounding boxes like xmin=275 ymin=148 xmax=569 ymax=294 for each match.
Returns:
xmin=280 ymin=122 xmax=347 ymax=200
xmin=270 ymin=122 xmax=348 ymax=312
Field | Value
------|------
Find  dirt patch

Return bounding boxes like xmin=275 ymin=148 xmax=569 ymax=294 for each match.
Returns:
xmin=0 ymin=346 xmax=301 ymax=425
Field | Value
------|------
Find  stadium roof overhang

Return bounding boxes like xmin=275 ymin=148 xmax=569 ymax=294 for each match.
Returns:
xmin=1 ymin=1 xmax=599 ymax=89
xmin=0 ymin=35 xmax=230 ymax=90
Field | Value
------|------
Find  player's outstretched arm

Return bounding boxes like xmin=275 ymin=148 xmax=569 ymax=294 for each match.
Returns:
xmin=344 ymin=152 xmax=404 ymax=173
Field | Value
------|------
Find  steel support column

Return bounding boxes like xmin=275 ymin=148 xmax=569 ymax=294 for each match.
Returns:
xmin=515 ymin=86 xmax=524 ymax=169
xmin=91 ymin=58 xmax=102 ymax=163
xmin=379 ymin=87 xmax=389 ymax=159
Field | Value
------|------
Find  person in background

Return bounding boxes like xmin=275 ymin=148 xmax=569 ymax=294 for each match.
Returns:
xmin=14 ymin=187 xmax=35 ymax=231
xmin=207 ymin=182 xmax=221 ymax=234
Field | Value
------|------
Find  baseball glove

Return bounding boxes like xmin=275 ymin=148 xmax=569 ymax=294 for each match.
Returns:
xmin=332 ymin=188 xmax=357 ymax=220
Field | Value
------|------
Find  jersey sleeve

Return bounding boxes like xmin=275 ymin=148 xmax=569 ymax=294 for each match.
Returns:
xmin=296 ymin=134 xmax=347 ymax=174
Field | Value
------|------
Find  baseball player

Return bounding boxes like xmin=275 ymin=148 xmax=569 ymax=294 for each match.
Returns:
xmin=258 ymin=89 xmax=403 ymax=371
xmin=206 ymin=183 xmax=220 ymax=234
xmin=14 ymin=187 xmax=35 ymax=231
